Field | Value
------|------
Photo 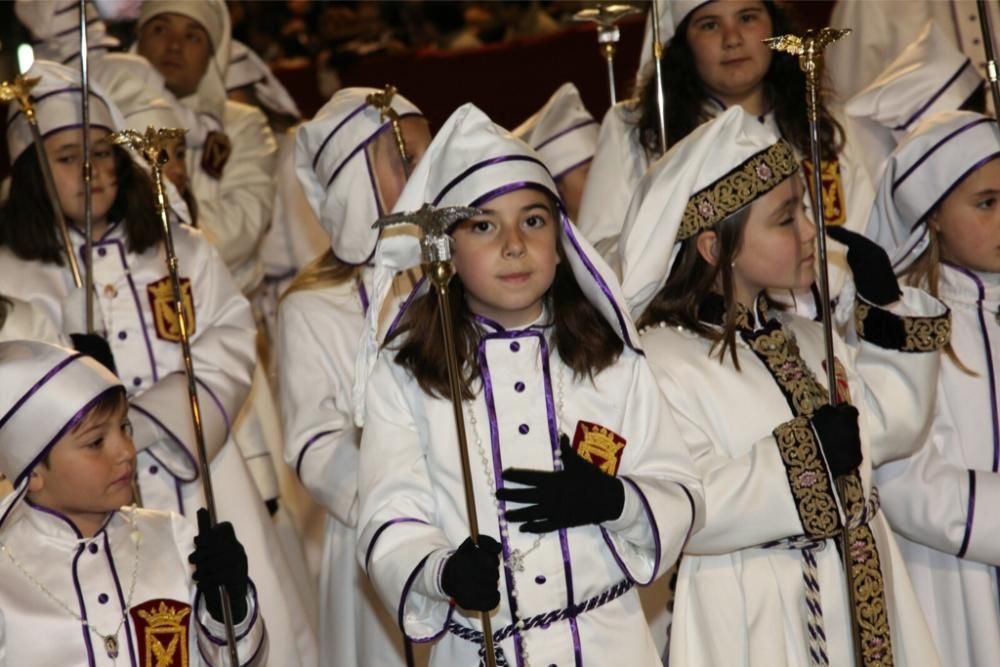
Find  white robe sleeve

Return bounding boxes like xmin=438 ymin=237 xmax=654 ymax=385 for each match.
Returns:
xmin=277 ymin=290 xmax=361 ymax=525
xmin=650 ymin=363 xmax=816 ymax=555
xmin=877 ymin=388 xmax=1000 ymax=566
xmin=0 ymin=296 xmax=66 ymax=345
xmin=130 ymin=231 xmax=256 ymax=478
xmin=192 ymin=102 xmax=278 ymax=294
xmin=575 ymin=102 xmax=647 ymax=260
xmin=600 ymin=358 xmax=704 ymax=583
xmin=847 ymin=287 xmax=950 ymax=466
xmin=356 ymin=357 xmax=455 ymax=642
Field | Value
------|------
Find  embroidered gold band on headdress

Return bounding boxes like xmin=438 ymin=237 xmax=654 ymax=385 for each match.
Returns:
xmin=680 ymin=140 xmax=800 ymax=240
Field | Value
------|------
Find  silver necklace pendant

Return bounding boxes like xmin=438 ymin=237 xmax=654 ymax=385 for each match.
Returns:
xmin=103 ymin=634 xmax=119 ymax=659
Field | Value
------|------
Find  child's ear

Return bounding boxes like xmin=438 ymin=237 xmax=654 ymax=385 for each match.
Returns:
xmin=928 ymin=209 xmax=941 ymax=233
xmin=27 ymin=469 xmax=44 ymax=493
xmin=695 ymin=230 xmax=720 ymax=266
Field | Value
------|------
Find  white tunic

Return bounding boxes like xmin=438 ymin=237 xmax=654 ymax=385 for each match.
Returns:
xmin=577 ymin=101 xmax=875 ymax=296
xmin=278 ymin=277 xmax=423 ymax=667
xmin=0 ymin=222 xmax=317 ymax=666
xmin=0 ymin=296 xmax=64 ymax=345
xmin=0 ymin=504 xmax=266 ymax=667
xmin=357 ymin=319 xmax=703 ymax=666
xmin=642 ymin=289 xmax=947 ymax=666
xmin=876 ymin=264 xmax=1000 ymax=665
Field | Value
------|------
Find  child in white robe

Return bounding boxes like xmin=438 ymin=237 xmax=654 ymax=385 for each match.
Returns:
xmin=618 ymin=105 xmax=949 ymax=666
xmin=355 ymin=103 xmax=704 ymax=667
xmin=279 ymin=86 xmax=432 ymax=667
xmin=0 ymin=340 xmax=267 ymax=666
xmin=865 ymin=110 xmax=1000 ymax=665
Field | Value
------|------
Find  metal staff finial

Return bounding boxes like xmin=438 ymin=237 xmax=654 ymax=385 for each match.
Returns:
xmin=766 ymin=26 xmax=867 ymax=667
xmin=573 ymin=3 xmax=642 ymax=108
xmin=373 ymin=202 xmax=501 ymax=667
xmin=111 ymin=126 xmax=242 ymax=667
xmin=975 ymin=1 xmax=1000 ymax=117
xmin=0 ymin=75 xmax=83 ymax=289
xmin=366 ymin=84 xmax=414 ymax=178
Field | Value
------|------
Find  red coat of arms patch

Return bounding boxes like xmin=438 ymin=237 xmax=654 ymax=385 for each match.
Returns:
xmin=129 ymin=598 xmax=191 ymax=667
xmin=571 ymin=420 xmax=626 ymax=476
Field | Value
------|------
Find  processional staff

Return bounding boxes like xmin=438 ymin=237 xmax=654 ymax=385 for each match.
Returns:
xmin=110 ymin=126 xmax=242 ymax=667
xmin=572 ymin=3 xmax=642 ymax=108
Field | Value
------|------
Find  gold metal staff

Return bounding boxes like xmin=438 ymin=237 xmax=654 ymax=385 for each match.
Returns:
xmin=374 ymin=204 xmax=500 ymax=667
xmin=573 ymin=3 xmax=643 ymax=108
xmin=976 ymin=0 xmax=1000 ymax=116
xmin=765 ymin=27 xmax=866 ymax=667
xmin=366 ymin=85 xmax=414 ymax=179
xmin=110 ymin=126 xmax=241 ymax=667
xmin=650 ymin=0 xmax=668 ymax=154
xmin=78 ymin=0 xmax=95 ymax=333
xmin=0 ymin=75 xmax=82 ymax=288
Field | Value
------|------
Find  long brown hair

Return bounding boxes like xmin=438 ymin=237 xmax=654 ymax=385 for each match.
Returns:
xmin=899 ymin=223 xmax=973 ymax=373
xmin=638 ymin=206 xmax=751 ymax=367
xmin=0 ymin=146 xmax=161 ymax=264
xmin=282 ymin=248 xmax=362 ymax=299
xmin=387 ymin=211 xmax=624 ymax=399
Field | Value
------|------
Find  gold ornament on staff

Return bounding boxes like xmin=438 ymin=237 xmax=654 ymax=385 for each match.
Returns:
xmin=573 ymin=3 xmax=642 ymax=108
xmin=110 ymin=126 xmax=242 ymax=667
xmin=0 ymin=75 xmax=83 ymax=289
xmin=366 ymin=84 xmax=413 ymax=178
xmin=373 ymin=203 xmax=502 ymax=667
xmin=765 ymin=27 xmax=867 ymax=667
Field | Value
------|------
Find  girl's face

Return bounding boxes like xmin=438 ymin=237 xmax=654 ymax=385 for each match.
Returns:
xmin=686 ymin=1 xmax=773 ymax=106
xmin=43 ymin=127 xmax=118 ymax=226
xmin=728 ymin=175 xmax=815 ymax=304
xmin=162 ymin=135 xmax=190 ymax=194
xmin=28 ymin=397 xmax=135 ymax=538
xmin=451 ymin=187 xmax=561 ymax=328
xmin=370 ymin=116 xmax=432 ymax=213
xmin=932 ymin=157 xmax=1000 ymax=273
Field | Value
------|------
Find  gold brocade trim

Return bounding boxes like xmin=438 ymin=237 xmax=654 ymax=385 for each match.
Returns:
xmin=745 ymin=326 xmax=828 ymax=416
xmin=681 ymin=141 xmax=800 ymax=240
xmin=772 ymin=417 xmax=841 ymax=538
xmin=855 ymin=302 xmax=952 ymax=352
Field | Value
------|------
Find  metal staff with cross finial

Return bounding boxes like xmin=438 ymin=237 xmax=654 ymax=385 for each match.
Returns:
xmin=765 ymin=27 xmax=866 ymax=667
xmin=110 ymin=126 xmax=241 ymax=667
xmin=572 ymin=3 xmax=642 ymax=108
xmin=0 ymin=75 xmax=83 ymax=289
xmin=373 ymin=203 xmax=503 ymax=667
xmin=366 ymin=85 xmax=414 ymax=179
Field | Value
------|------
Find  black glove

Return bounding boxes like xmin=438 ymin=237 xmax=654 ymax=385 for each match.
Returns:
xmin=827 ymin=226 xmax=901 ymax=306
xmin=70 ymin=333 xmax=118 ymax=375
xmin=440 ymin=536 xmax=501 ymax=611
xmin=497 ymin=435 xmax=625 ymax=533
xmin=188 ymin=508 xmax=250 ymax=623
xmin=810 ymin=403 xmax=863 ymax=478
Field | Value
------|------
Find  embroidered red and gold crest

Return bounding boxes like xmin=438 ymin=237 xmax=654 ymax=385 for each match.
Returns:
xmin=822 ymin=357 xmax=853 ymax=405
xmin=571 ymin=420 xmax=626 ymax=476
xmin=146 ymin=277 xmax=196 ymax=343
xmin=801 ymin=158 xmax=846 ymax=227
xmin=200 ymin=131 xmax=232 ymax=179
xmin=129 ymin=598 xmax=191 ymax=667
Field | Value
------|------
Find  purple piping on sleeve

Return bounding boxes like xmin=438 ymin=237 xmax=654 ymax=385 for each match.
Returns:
xmin=364 ymin=517 xmax=430 ymax=572
xmin=958 ymin=469 xmax=977 ymax=558
xmin=600 ymin=477 xmax=663 ymax=586
xmin=197 ymin=581 xmax=260 ymax=644
xmin=385 ymin=276 xmax=427 ymax=340
xmin=397 ymin=553 xmax=454 ymax=642
xmin=0 ymin=353 xmax=82 ymax=429
xmin=357 ymin=279 xmax=370 ymax=315
xmin=478 ymin=337 xmax=526 ymax=666
xmin=560 ymin=215 xmax=639 ymax=352
xmin=103 ymin=530 xmax=139 ymax=667
xmin=194 ymin=376 xmax=231 ymax=441
xmin=15 ymin=387 xmax=120 ymax=488
xmin=71 ymin=544 xmax=98 ymax=667
xmin=553 ymin=156 xmax=594 ymax=182
xmin=894 ymin=59 xmax=973 ymax=131
xmin=295 ymin=430 xmax=334 ymax=480
xmin=538 ymin=336 xmax=583 ymax=667
xmin=432 ymin=155 xmax=548 ymax=206
xmin=175 ymin=477 xmax=185 ymax=516
xmin=892 ymin=118 xmax=993 ymax=192
xmin=130 ymin=402 xmax=199 ymax=482
xmin=535 ymin=120 xmax=599 ymax=151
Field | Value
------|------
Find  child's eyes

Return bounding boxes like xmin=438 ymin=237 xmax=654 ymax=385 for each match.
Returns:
xmin=85 ymin=438 xmax=104 ymax=450
xmin=469 ymin=220 xmax=494 ymax=234
xmin=524 ymin=214 xmax=548 ymax=229
xmin=976 ymin=197 xmax=997 ymax=210
xmin=122 ymin=419 xmax=133 ymax=438
xmin=184 ymin=32 xmax=204 ymax=45
xmin=57 ymin=155 xmax=78 ymax=165
xmin=739 ymin=11 xmax=761 ymax=23
xmin=695 ymin=20 xmax=719 ymax=31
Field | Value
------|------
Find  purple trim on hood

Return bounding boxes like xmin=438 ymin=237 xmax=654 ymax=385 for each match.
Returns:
xmin=312 ymin=101 xmax=368 ymax=171
xmin=911 ymin=151 xmax=1000 ymax=228
xmin=432 ymin=155 xmax=549 ymax=207
xmin=0 ymin=352 xmax=82 ymax=431
xmin=894 ymin=59 xmax=974 ymax=131
xmin=534 ymin=119 xmax=599 ymax=151
xmin=892 ymin=117 xmax=993 ymax=192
